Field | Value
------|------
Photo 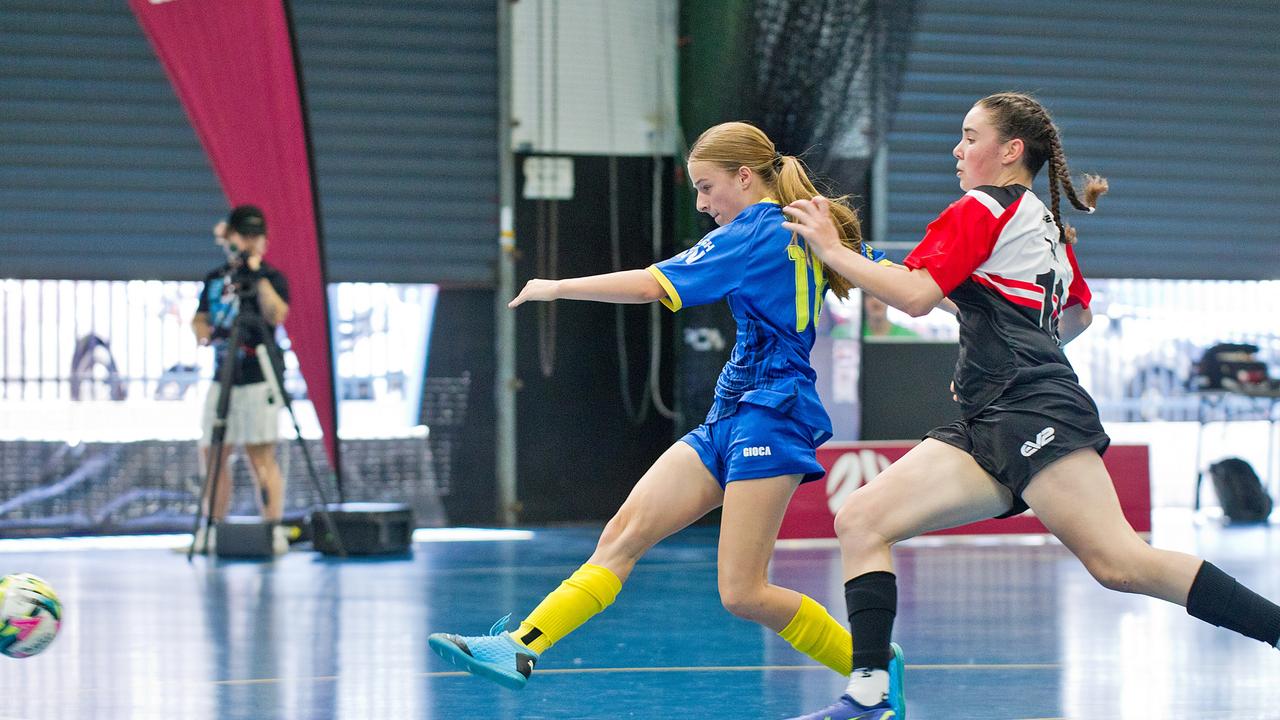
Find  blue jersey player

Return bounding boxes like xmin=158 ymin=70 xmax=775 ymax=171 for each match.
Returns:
xmin=428 ymin=122 xmax=897 ymax=698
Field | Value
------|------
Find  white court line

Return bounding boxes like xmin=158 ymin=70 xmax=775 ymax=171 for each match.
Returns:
xmin=0 ymin=527 xmax=533 ymax=553
xmin=66 ymin=661 xmax=1063 ymax=693
xmin=776 ymin=533 xmax=1062 ymax=550
xmin=411 ymin=527 xmax=534 ymax=543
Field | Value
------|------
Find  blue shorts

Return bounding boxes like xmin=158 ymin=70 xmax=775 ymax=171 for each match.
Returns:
xmin=681 ymin=403 xmax=826 ymax=488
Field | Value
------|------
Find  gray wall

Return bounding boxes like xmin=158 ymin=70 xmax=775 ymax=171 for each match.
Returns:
xmin=0 ymin=0 xmax=498 ymax=284
xmin=885 ymin=0 xmax=1279 ymax=279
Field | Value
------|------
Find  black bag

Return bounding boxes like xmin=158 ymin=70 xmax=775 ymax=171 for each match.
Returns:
xmin=1194 ymin=343 xmax=1274 ymax=393
xmin=1205 ymin=458 xmax=1273 ymax=524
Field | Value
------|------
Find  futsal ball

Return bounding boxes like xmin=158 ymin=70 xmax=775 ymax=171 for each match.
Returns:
xmin=0 ymin=573 xmax=62 ymax=658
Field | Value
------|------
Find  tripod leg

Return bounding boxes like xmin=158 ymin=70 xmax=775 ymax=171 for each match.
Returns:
xmin=255 ymin=340 xmax=348 ymax=557
xmin=190 ymin=410 xmax=230 ymax=561
xmin=201 ymin=444 xmax=235 ymax=519
xmin=189 ymin=313 xmax=244 ymax=562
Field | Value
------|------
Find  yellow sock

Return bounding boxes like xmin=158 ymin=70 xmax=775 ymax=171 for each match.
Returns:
xmin=778 ymin=594 xmax=853 ymax=675
xmin=514 ymin=563 xmax=622 ymax=655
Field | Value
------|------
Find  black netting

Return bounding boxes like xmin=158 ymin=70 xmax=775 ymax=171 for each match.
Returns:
xmin=673 ymin=1 xmax=918 ymax=437
xmin=752 ymin=0 xmax=916 ymax=201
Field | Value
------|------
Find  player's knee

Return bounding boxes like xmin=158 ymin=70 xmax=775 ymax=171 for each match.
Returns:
xmin=717 ymin=581 xmax=766 ymax=622
xmin=596 ymin=510 xmax=652 ymax=562
xmin=832 ymin=496 xmax=885 ymax=550
xmin=1083 ymin=556 xmax=1138 ymax=593
xmin=596 ymin=512 xmax=630 ymax=549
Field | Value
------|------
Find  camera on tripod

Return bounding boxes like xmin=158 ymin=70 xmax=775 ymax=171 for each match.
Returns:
xmin=227 ymin=249 xmax=260 ymax=298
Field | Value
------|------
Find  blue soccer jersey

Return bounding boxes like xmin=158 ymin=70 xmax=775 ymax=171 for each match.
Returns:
xmin=647 ymin=200 xmax=884 ymax=445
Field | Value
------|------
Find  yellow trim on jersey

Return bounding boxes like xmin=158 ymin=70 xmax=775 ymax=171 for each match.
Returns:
xmin=788 ymin=243 xmax=809 ymax=331
xmin=811 ymin=249 xmax=827 ymax=322
xmin=760 ymin=196 xmax=779 ymax=205
xmin=646 ymin=265 xmax=682 ymax=312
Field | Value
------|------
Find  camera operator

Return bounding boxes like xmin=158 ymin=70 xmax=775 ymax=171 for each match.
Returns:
xmin=191 ymin=205 xmax=291 ymax=553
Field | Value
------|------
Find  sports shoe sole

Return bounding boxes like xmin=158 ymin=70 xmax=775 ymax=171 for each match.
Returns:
xmin=889 ymin=642 xmax=906 ymax=720
xmin=428 ymin=634 xmax=528 ymax=690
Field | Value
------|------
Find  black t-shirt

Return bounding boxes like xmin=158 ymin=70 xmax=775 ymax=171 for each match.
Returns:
xmin=903 ymin=186 xmax=1092 ymax=418
xmin=197 ymin=262 xmax=290 ymax=385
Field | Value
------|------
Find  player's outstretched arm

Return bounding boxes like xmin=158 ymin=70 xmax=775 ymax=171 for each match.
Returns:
xmin=509 ymin=269 xmax=666 ymax=308
xmin=783 ymin=197 xmax=944 ymax=317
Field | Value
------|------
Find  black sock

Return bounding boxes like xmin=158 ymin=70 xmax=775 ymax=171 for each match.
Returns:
xmin=1186 ymin=561 xmax=1280 ymax=647
xmin=845 ymin=571 xmax=897 ymax=670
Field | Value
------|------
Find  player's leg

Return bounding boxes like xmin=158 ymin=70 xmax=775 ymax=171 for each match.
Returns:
xmin=582 ymin=440 xmax=725 ymax=581
xmin=1024 ymin=448 xmax=1280 ymax=647
xmin=788 ymin=438 xmax=1011 ymax=720
xmin=511 ymin=441 xmax=724 ymax=650
xmin=429 ymin=440 xmax=724 ymax=688
xmin=244 ymin=442 xmax=284 ymax=522
xmin=717 ymin=473 xmax=854 ymax=675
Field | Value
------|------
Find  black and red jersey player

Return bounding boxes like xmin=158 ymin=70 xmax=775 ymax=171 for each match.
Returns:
xmin=779 ymin=92 xmax=1280 ymax=720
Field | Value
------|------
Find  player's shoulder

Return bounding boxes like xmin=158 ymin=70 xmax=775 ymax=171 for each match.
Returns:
xmin=734 ymin=200 xmax=783 ymax=226
xmin=714 ymin=201 xmax=781 ymax=243
xmin=956 ymin=184 xmax=1031 ymax=218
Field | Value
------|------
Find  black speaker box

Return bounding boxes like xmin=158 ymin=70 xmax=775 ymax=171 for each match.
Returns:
xmin=311 ymin=502 xmax=413 ymax=556
xmin=214 ymin=517 xmax=275 ymax=558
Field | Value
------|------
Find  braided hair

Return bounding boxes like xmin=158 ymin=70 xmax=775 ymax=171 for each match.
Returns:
xmin=976 ymin=93 xmax=1108 ymax=245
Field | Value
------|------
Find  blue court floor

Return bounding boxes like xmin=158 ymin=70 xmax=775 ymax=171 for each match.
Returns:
xmin=0 ymin=513 xmax=1278 ymax=719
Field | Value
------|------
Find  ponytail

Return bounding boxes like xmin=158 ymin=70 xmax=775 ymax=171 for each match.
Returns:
xmin=689 ymin=122 xmax=867 ymax=298
xmin=773 ymin=155 xmax=864 ymax=298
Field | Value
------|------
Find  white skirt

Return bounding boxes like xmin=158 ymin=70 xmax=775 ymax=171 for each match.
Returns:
xmin=200 ymin=381 xmax=282 ymax=446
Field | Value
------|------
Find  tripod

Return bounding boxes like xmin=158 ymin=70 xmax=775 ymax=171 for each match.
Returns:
xmin=188 ymin=272 xmax=345 ymax=560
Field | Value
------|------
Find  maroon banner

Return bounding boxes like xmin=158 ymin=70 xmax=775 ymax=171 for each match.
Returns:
xmin=780 ymin=442 xmax=1151 ymax=539
xmin=130 ymin=0 xmax=339 ymax=471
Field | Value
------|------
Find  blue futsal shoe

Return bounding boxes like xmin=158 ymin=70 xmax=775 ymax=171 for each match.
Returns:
xmin=784 ymin=643 xmax=907 ymax=720
xmin=889 ymin=642 xmax=906 ymax=718
xmin=781 ymin=696 xmax=895 ymax=720
xmin=428 ymin=614 xmax=539 ymax=690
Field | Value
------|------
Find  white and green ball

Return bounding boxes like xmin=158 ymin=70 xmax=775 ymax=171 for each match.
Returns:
xmin=0 ymin=573 xmax=62 ymax=659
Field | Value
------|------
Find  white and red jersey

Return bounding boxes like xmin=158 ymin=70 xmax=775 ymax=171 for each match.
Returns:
xmin=904 ymin=185 xmax=1091 ymax=418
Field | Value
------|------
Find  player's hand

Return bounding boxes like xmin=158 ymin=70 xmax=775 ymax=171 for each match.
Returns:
xmin=781 ymin=196 xmax=842 ymax=261
xmin=508 ymin=278 xmax=560 ymax=308
xmin=950 ymin=380 xmax=958 ymax=402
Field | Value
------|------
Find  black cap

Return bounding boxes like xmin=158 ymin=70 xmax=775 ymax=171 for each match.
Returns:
xmin=226 ymin=205 xmax=266 ymax=236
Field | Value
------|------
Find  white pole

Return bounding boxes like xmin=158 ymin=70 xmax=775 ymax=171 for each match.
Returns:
xmin=495 ymin=0 xmax=519 ymax=526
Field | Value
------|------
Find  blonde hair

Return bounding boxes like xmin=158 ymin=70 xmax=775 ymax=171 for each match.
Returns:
xmin=688 ymin=122 xmax=864 ymax=299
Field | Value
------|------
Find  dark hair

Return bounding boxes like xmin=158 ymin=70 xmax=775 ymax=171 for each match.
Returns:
xmin=226 ymin=204 xmax=267 ymax=237
xmin=689 ymin=122 xmax=866 ymax=299
xmin=976 ymin=93 xmax=1108 ymax=244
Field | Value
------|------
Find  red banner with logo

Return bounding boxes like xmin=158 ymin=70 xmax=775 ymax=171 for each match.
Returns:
xmin=129 ymin=0 xmax=339 ymax=472
xmin=780 ymin=442 xmax=1151 ymax=539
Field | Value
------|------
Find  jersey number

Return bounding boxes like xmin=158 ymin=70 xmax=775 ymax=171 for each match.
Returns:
xmin=788 ymin=243 xmax=826 ymax=332
xmin=1034 ymin=270 xmax=1066 ymax=338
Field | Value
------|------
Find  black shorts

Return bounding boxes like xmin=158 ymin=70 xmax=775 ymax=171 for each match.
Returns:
xmin=925 ymin=376 xmax=1111 ymax=519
